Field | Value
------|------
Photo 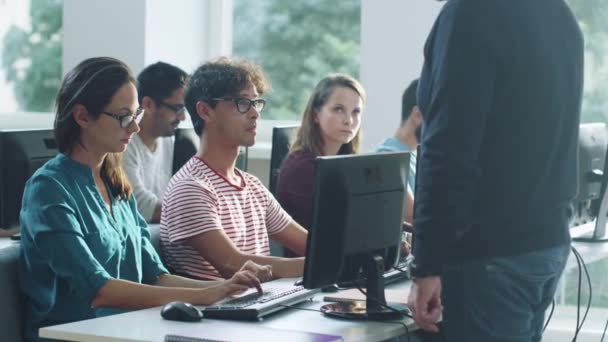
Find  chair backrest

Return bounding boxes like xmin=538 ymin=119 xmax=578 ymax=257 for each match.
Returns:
xmin=0 ymin=129 xmax=58 ymax=228
xmin=268 ymin=125 xmax=299 ymax=195
xmin=0 ymin=242 xmax=24 ymax=342
xmin=172 ymin=127 xmax=248 ymax=173
xmin=172 ymin=127 xmax=199 ymax=174
xmin=236 ymin=147 xmax=249 ymax=172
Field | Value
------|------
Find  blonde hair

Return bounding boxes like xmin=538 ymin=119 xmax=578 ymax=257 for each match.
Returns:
xmin=291 ymin=74 xmax=366 ymax=156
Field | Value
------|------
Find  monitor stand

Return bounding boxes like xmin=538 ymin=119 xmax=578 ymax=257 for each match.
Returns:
xmin=573 ymin=187 xmax=608 ymax=242
xmin=320 ymin=255 xmax=408 ymax=321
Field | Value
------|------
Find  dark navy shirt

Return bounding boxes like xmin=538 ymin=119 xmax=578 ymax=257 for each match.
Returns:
xmin=413 ymin=0 xmax=584 ymax=274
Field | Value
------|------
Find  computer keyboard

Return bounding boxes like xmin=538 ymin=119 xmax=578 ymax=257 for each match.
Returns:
xmin=201 ymin=284 xmax=318 ymax=320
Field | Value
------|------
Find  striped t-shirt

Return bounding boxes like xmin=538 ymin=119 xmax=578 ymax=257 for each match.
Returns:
xmin=160 ymin=156 xmax=292 ymax=280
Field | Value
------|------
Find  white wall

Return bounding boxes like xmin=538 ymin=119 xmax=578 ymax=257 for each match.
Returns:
xmin=359 ymin=0 xmax=443 ymax=151
xmin=144 ymin=0 xmax=233 ymax=75
xmin=62 ymin=0 xmax=232 ymax=77
xmin=62 ymin=0 xmax=146 ymax=76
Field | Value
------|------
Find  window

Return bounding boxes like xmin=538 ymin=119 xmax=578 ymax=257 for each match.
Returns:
xmin=232 ymin=0 xmax=361 ymax=121
xmin=0 ymin=0 xmax=62 ymax=113
xmin=566 ymin=0 xmax=608 ymax=124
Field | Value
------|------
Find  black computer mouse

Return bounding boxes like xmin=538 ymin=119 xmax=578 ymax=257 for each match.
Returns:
xmin=160 ymin=301 xmax=203 ymax=322
xmin=321 ymin=284 xmax=340 ymax=293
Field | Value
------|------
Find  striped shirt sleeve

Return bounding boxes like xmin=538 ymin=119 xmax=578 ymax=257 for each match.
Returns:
xmin=162 ymin=179 xmax=222 ymax=243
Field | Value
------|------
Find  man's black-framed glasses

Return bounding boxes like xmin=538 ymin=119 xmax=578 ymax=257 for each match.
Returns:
xmin=159 ymin=101 xmax=186 ymax=114
xmin=212 ymin=97 xmax=266 ymax=114
xmin=101 ymin=107 xmax=144 ymax=128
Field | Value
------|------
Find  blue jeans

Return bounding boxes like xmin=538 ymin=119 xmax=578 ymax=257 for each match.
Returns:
xmin=441 ymin=244 xmax=570 ymax=342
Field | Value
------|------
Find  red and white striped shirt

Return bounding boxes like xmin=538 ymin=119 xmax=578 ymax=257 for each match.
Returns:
xmin=160 ymin=156 xmax=291 ymax=280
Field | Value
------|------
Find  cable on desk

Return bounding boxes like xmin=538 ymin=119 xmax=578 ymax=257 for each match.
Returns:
xmin=393 ymin=264 xmax=407 ymax=274
xmin=543 ymin=299 xmax=555 ymax=333
xmin=277 ymin=303 xmax=322 ymax=313
xmin=601 ymin=316 xmax=608 ymax=342
xmin=353 ymin=284 xmax=412 ymax=317
xmin=570 ymin=245 xmax=592 ymax=342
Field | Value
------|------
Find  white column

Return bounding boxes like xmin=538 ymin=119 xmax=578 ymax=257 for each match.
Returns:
xmin=62 ymin=0 xmax=232 ymax=76
xmin=62 ymin=0 xmax=146 ymax=76
xmin=359 ymin=0 xmax=443 ymax=151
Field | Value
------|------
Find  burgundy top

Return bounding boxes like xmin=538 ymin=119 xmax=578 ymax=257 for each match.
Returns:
xmin=275 ymin=150 xmax=316 ymax=231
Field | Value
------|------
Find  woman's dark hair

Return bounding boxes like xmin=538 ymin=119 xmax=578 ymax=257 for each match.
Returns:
xmin=54 ymin=56 xmax=135 ymax=200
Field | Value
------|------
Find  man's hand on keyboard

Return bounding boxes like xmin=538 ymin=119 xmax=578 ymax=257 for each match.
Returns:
xmin=240 ymin=260 xmax=273 ymax=282
xmin=227 ymin=269 xmax=263 ymax=294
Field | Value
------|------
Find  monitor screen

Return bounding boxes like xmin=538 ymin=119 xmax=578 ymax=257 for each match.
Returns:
xmin=302 ymin=152 xmax=409 ymax=320
xmin=571 ymin=123 xmax=607 ymax=227
xmin=570 ymin=123 xmax=608 ymax=241
xmin=0 ymin=129 xmax=58 ymax=228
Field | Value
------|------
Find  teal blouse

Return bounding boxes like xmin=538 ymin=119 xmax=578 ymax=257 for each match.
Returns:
xmin=19 ymin=153 xmax=168 ymax=341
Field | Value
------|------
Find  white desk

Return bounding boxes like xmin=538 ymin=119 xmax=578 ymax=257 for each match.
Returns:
xmin=40 ymin=278 xmax=416 ymax=342
xmin=0 ymin=237 xmax=18 ymax=250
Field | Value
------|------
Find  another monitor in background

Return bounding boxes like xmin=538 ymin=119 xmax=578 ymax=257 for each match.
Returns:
xmin=303 ymin=152 xmax=409 ymax=320
xmin=0 ymin=129 xmax=58 ymax=229
xmin=172 ymin=127 xmax=248 ymax=173
xmin=269 ymin=125 xmax=299 ymax=195
xmin=570 ymin=122 xmax=608 ymax=241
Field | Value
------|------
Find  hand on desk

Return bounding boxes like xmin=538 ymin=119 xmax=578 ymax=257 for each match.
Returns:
xmin=0 ymin=227 xmax=19 ymax=238
xmin=240 ymin=260 xmax=273 ymax=282
xmin=211 ymin=269 xmax=263 ymax=301
xmin=408 ymin=276 xmax=442 ymax=333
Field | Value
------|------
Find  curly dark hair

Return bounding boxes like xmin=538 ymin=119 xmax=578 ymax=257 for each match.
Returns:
xmin=185 ymin=57 xmax=270 ymax=136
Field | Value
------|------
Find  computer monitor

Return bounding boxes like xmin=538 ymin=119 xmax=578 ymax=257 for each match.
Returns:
xmin=571 ymin=122 xmax=608 ymax=241
xmin=0 ymin=129 xmax=58 ymax=229
xmin=302 ymin=152 xmax=409 ymax=320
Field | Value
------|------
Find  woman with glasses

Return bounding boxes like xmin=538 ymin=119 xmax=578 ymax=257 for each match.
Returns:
xmin=19 ymin=57 xmax=264 ymax=342
xmin=275 ymin=74 xmax=365 ymax=246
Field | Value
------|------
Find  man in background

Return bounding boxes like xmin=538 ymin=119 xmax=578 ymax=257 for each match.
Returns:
xmin=122 ymin=62 xmax=188 ymax=223
xmin=377 ymin=79 xmax=422 ymax=223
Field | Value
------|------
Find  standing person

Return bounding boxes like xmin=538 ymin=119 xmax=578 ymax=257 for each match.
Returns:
xmin=275 ymin=73 xmax=365 ymax=232
xmin=122 ymin=61 xmax=188 ymax=223
xmin=19 ymin=57 xmax=264 ymax=342
xmin=407 ymin=0 xmax=583 ymax=341
xmin=376 ymin=79 xmax=421 ymax=223
xmin=161 ymin=57 xmax=308 ymax=281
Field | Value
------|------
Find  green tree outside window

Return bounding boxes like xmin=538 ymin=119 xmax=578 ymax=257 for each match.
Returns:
xmin=2 ymin=0 xmax=62 ymax=113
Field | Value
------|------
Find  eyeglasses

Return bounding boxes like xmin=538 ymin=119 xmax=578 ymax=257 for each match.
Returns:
xmin=101 ymin=107 xmax=144 ymax=128
xmin=212 ymin=97 xmax=266 ymax=114
xmin=160 ymin=101 xmax=186 ymax=114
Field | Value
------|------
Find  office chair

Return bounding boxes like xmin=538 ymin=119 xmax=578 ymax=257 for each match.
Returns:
xmin=268 ymin=125 xmax=299 ymax=195
xmin=236 ymin=147 xmax=249 ymax=171
xmin=172 ymin=128 xmax=199 ymax=174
